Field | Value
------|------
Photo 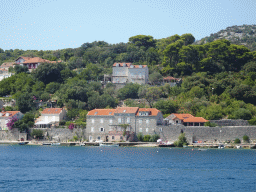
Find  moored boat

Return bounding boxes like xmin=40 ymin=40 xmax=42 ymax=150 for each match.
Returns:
xmin=99 ymin=143 xmax=119 ymax=147
xmin=51 ymin=143 xmax=60 ymax=146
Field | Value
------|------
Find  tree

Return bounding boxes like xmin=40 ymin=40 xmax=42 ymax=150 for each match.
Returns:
xmin=117 ymin=83 xmax=140 ymax=100
xmin=15 ymin=92 xmax=34 ymax=113
xmin=45 ymin=82 xmax=61 ymax=94
xmin=14 ymin=65 xmax=28 ymax=74
xmin=153 ymin=100 xmax=177 ymax=114
xmin=174 ymin=133 xmax=188 ymax=147
xmin=149 ymin=72 xmax=162 ymax=85
xmin=129 ymin=35 xmax=156 ymax=49
xmin=31 ymin=129 xmax=44 ymax=139
xmin=138 ymin=86 xmax=162 ymax=107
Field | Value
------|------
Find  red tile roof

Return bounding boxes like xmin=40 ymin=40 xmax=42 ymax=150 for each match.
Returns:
xmin=87 ymin=107 xmax=160 ymax=116
xmin=41 ymin=108 xmax=63 ymax=114
xmin=172 ymin=113 xmax=194 ymax=120
xmin=163 ymin=76 xmax=178 ymax=81
xmin=0 ymin=62 xmax=16 ymax=68
xmin=115 ymin=107 xmax=139 ymax=114
xmin=15 ymin=57 xmax=32 ymax=61
xmin=136 ymin=108 xmax=161 ymax=116
xmin=183 ymin=117 xmax=208 ymax=123
xmin=0 ymin=111 xmax=20 ymax=117
xmin=23 ymin=57 xmax=57 ymax=64
xmin=87 ymin=109 xmax=115 ymax=116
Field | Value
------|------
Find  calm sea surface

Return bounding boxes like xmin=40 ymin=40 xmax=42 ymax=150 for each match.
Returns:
xmin=0 ymin=145 xmax=255 ymax=192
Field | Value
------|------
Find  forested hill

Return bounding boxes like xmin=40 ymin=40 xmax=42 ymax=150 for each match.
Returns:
xmin=1 ymin=31 xmax=256 ymax=127
xmin=195 ymin=24 xmax=256 ymax=51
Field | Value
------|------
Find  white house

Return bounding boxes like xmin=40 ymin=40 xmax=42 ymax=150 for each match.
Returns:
xmin=35 ymin=108 xmax=67 ymax=128
xmin=0 ymin=111 xmax=23 ymax=130
xmin=112 ymin=63 xmax=149 ymax=85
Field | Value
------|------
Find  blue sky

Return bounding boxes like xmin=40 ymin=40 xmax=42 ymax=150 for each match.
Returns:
xmin=0 ymin=0 xmax=256 ymax=51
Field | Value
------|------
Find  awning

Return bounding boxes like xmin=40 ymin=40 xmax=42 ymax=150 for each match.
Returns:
xmin=35 ymin=121 xmax=52 ymax=125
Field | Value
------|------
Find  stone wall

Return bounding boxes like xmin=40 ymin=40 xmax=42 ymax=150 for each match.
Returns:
xmin=159 ymin=125 xmax=256 ymax=144
xmin=0 ymin=128 xmax=27 ymax=141
xmin=209 ymin=119 xmax=249 ymax=126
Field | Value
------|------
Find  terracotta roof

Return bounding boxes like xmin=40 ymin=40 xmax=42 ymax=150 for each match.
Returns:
xmin=0 ymin=111 xmax=20 ymax=117
xmin=113 ymin=63 xmax=147 ymax=68
xmin=172 ymin=113 xmax=194 ymax=120
xmin=183 ymin=117 xmax=208 ymax=123
xmin=23 ymin=57 xmax=56 ymax=64
xmin=163 ymin=76 xmax=178 ymax=81
xmin=41 ymin=108 xmax=63 ymax=114
xmin=136 ymin=108 xmax=161 ymax=116
xmin=87 ymin=107 xmax=161 ymax=116
xmin=87 ymin=109 xmax=115 ymax=116
xmin=15 ymin=57 xmax=32 ymax=61
xmin=115 ymin=107 xmax=139 ymax=114
xmin=0 ymin=62 xmax=16 ymax=68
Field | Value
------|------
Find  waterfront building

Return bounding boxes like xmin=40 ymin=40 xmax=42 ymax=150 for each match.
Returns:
xmin=165 ymin=113 xmax=208 ymax=126
xmin=86 ymin=107 xmax=163 ymax=142
xmin=35 ymin=108 xmax=67 ymax=128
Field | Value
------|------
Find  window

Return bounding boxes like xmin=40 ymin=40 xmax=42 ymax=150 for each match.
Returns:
xmin=127 ymin=117 xmax=130 ymax=123
xmin=160 ymin=128 xmax=163 ymax=132
xmin=92 ymin=119 xmax=94 ymax=123
xmin=97 ymin=136 xmax=101 ymax=140
xmin=120 ymin=136 xmax=123 ymax=140
xmin=146 ymin=119 xmax=149 ymax=124
xmin=146 ymin=128 xmax=148 ymax=132
xmin=91 ymin=127 xmax=94 ymax=132
xmin=118 ymin=118 xmax=121 ymax=123
xmin=100 ymin=128 xmax=104 ymax=132
xmin=109 ymin=112 xmax=112 ymax=115
xmin=176 ymin=120 xmax=178 ymax=124
xmin=109 ymin=119 xmax=113 ymax=124
xmin=100 ymin=119 xmax=103 ymax=123
xmin=112 ymin=136 xmax=115 ymax=140
xmin=139 ymin=119 xmax=142 ymax=124
xmin=89 ymin=136 xmax=92 ymax=141
xmin=94 ymin=112 xmax=98 ymax=115
xmin=139 ymin=128 xmax=142 ymax=132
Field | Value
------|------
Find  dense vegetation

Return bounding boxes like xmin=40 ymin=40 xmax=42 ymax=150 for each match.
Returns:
xmin=1 ymin=28 xmax=256 ymax=127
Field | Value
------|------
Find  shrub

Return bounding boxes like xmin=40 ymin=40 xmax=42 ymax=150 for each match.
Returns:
xmin=149 ymin=134 xmax=160 ymax=142
xmin=243 ymin=135 xmax=249 ymax=143
xmin=31 ymin=129 xmax=44 ymax=139
xmin=137 ymin=133 xmax=143 ymax=141
xmin=69 ymin=123 xmax=74 ymax=130
xmin=234 ymin=138 xmax=241 ymax=144
xmin=233 ymin=108 xmax=252 ymax=120
xmin=59 ymin=120 xmax=66 ymax=126
xmin=174 ymin=133 xmax=188 ymax=147
xmin=205 ymin=121 xmax=217 ymax=127
xmin=73 ymin=135 xmax=78 ymax=141
xmin=248 ymin=118 xmax=256 ymax=125
xmin=143 ymin=135 xmax=151 ymax=142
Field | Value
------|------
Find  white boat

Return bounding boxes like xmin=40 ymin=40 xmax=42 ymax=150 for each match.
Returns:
xmin=198 ymin=148 xmax=208 ymax=151
xmin=51 ymin=143 xmax=60 ymax=146
xmin=218 ymin=144 xmax=225 ymax=149
xmin=99 ymin=143 xmax=119 ymax=147
xmin=80 ymin=143 xmax=85 ymax=146
xmin=236 ymin=145 xmax=241 ymax=149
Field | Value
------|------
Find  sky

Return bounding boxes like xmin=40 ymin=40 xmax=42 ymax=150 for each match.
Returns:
xmin=0 ymin=0 xmax=256 ymax=51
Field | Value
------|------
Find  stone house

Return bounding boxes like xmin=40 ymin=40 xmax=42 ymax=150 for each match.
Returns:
xmin=0 ymin=111 xmax=23 ymax=130
xmin=86 ymin=107 xmax=163 ymax=142
xmin=165 ymin=113 xmax=208 ymax=126
xmin=15 ymin=56 xmax=59 ymax=72
xmin=35 ymin=108 xmax=67 ymax=128
xmin=112 ymin=63 xmax=149 ymax=85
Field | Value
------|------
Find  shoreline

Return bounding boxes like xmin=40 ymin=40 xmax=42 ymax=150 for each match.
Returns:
xmin=0 ymin=140 xmax=255 ymax=149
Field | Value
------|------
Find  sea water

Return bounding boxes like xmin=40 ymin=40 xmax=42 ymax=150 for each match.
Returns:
xmin=0 ymin=145 xmax=255 ymax=192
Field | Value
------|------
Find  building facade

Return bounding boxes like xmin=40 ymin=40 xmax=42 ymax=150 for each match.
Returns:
xmin=86 ymin=107 xmax=163 ymax=142
xmin=165 ymin=113 xmax=208 ymax=126
xmin=35 ymin=108 xmax=67 ymax=128
xmin=0 ymin=111 xmax=23 ymax=130
xmin=112 ymin=63 xmax=149 ymax=85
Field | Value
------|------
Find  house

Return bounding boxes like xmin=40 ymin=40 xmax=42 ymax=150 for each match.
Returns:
xmin=162 ymin=76 xmax=182 ymax=87
xmin=86 ymin=107 xmax=163 ymax=142
xmin=15 ymin=56 xmax=59 ymax=72
xmin=165 ymin=113 xmax=208 ymax=126
xmin=112 ymin=62 xmax=149 ymax=85
xmin=0 ymin=111 xmax=23 ymax=130
xmin=0 ymin=62 xmax=16 ymax=71
xmin=35 ymin=108 xmax=67 ymax=128
xmin=0 ymin=68 xmax=13 ymax=81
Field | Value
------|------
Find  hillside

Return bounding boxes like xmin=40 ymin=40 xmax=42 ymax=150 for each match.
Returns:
xmin=195 ymin=24 xmax=256 ymax=51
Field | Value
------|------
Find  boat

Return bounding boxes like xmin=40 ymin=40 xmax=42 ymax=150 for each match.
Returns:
xmin=42 ymin=143 xmax=51 ymax=145
xmin=198 ymin=148 xmax=208 ymax=151
xmin=51 ymin=143 xmax=60 ymax=146
xmin=18 ymin=142 xmax=28 ymax=145
xmin=80 ymin=143 xmax=85 ymax=146
xmin=158 ymin=141 xmax=174 ymax=147
xmin=236 ymin=145 xmax=242 ymax=149
xmin=99 ymin=143 xmax=119 ymax=147
xmin=218 ymin=144 xmax=225 ymax=149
